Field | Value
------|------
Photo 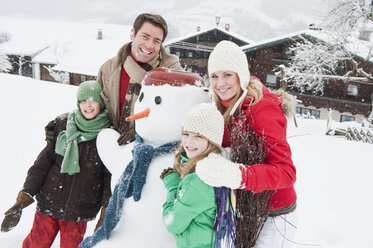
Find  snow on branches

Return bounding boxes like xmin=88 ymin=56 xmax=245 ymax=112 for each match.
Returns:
xmin=44 ymin=65 xmax=69 ymax=84
xmin=0 ymin=51 xmax=12 ymax=73
xmin=277 ymin=37 xmax=352 ymax=93
xmin=325 ymin=0 xmax=372 ymax=34
xmin=277 ymin=0 xmax=373 ymax=94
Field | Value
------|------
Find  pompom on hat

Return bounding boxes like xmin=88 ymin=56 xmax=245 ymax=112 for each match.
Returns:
xmin=182 ymin=103 xmax=224 ymax=148
xmin=208 ymin=40 xmax=251 ymax=116
xmin=77 ymin=81 xmax=105 ymax=108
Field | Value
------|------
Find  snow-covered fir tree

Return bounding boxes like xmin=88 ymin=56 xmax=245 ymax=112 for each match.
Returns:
xmin=14 ymin=55 xmax=27 ymax=76
xmin=277 ymin=0 xmax=373 ymax=93
xmin=0 ymin=50 xmax=12 ymax=73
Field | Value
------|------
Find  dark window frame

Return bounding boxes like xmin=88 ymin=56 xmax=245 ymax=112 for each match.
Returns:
xmin=340 ymin=114 xmax=355 ymax=122
xmin=265 ymin=74 xmax=278 ymax=88
xmin=296 ymin=106 xmax=321 ymax=119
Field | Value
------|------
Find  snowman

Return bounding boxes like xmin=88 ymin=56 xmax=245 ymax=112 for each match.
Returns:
xmin=80 ymin=68 xmax=210 ymax=248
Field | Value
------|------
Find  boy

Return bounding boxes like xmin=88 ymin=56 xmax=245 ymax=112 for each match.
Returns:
xmin=1 ymin=81 xmax=112 ymax=248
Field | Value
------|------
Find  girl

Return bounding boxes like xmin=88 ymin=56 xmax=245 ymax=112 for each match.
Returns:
xmin=196 ymin=40 xmax=298 ymax=248
xmin=1 ymin=81 xmax=112 ymax=248
xmin=161 ymin=103 xmax=235 ymax=248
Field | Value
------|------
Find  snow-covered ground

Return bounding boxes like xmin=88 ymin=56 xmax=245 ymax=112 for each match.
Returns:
xmin=0 ymin=73 xmax=372 ymax=247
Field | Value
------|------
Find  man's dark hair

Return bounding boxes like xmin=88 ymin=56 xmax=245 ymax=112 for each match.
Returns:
xmin=133 ymin=13 xmax=168 ymax=42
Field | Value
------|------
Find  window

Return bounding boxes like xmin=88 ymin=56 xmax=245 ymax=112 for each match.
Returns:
xmin=346 ymin=84 xmax=358 ymax=97
xmin=187 ymin=51 xmax=193 ymax=58
xmin=265 ymin=74 xmax=278 ymax=88
xmin=340 ymin=115 xmax=355 ymax=122
xmin=175 ymin=51 xmax=181 ymax=57
xmin=81 ymin=75 xmax=86 ymax=82
xmin=296 ymin=107 xmax=320 ymax=119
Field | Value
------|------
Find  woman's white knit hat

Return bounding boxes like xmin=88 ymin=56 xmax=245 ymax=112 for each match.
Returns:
xmin=182 ymin=103 xmax=224 ymax=147
xmin=208 ymin=40 xmax=251 ymax=116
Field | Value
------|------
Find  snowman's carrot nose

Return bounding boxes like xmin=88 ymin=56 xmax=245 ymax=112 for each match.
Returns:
xmin=125 ymin=108 xmax=150 ymax=121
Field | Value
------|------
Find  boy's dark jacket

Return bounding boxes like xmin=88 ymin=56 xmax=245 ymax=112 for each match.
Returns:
xmin=22 ymin=117 xmax=112 ymax=222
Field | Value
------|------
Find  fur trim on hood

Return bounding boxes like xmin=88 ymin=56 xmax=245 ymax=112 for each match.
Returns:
xmin=271 ymin=89 xmax=297 ymax=118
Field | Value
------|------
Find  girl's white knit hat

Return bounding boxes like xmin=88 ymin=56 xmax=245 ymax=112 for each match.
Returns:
xmin=208 ymin=40 xmax=251 ymax=116
xmin=182 ymin=103 xmax=224 ymax=147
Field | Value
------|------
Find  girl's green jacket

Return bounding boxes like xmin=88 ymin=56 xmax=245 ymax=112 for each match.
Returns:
xmin=162 ymin=172 xmax=216 ymax=248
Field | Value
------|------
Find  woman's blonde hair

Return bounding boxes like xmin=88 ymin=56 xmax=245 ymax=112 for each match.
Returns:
xmin=173 ymin=139 xmax=220 ymax=179
xmin=214 ymin=76 xmax=263 ymax=124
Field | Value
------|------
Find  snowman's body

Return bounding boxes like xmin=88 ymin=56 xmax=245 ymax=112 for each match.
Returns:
xmin=96 ymin=152 xmax=176 ymax=247
xmin=94 ymin=76 xmax=210 ymax=247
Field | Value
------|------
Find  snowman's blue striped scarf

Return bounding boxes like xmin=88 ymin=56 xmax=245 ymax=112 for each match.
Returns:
xmin=79 ymin=134 xmax=179 ymax=248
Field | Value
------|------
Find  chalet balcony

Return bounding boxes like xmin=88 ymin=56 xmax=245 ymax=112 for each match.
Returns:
xmin=291 ymin=92 xmax=372 ymax=117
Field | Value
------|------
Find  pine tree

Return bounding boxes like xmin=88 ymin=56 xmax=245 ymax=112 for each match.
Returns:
xmin=0 ymin=51 xmax=12 ymax=73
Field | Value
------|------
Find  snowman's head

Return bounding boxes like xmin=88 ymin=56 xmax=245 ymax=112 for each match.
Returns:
xmin=127 ymin=68 xmax=210 ymax=146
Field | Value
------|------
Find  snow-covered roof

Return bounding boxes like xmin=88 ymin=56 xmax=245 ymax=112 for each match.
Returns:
xmin=50 ymin=37 xmax=128 ymax=76
xmin=343 ymin=30 xmax=373 ymax=63
xmin=0 ymin=18 xmax=131 ymax=75
xmin=241 ymin=28 xmax=373 ymax=64
xmin=0 ymin=18 xmax=57 ymax=56
xmin=164 ymin=26 xmax=255 ymax=47
xmin=241 ymin=30 xmax=308 ymax=52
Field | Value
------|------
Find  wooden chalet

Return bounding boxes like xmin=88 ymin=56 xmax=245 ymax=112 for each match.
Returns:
xmin=33 ymin=48 xmax=100 ymax=86
xmin=32 ymin=27 xmax=129 ymax=86
xmin=2 ymin=49 xmax=49 ymax=79
xmin=242 ymin=30 xmax=373 ymax=123
xmin=164 ymin=25 xmax=253 ymax=78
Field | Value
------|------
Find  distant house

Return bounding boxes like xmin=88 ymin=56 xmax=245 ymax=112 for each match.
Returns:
xmin=241 ymin=29 xmax=373 ymax=123
xmin=0 ymin=18 xmax=57 ymax=79
xmin=33 ymin=24 xmax=131 ymax=85
xmin=164 ymin=25 xmax=254 ymax=77
xmin=47 ymin=27 xmax=130 ymax=85
xmin=0 ymin=43 xmax=49 ymax=79
xmin=0 ymin=18 xmax=130 ymax=85
xmin=32 ymin=43 xmax=101 ymax=85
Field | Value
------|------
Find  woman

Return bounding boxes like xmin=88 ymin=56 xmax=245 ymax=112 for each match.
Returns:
xmin=196 ymin=41 xmax=297 ymax=248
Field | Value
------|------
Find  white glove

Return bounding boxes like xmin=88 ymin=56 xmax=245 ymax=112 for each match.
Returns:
xmin=196 ymin=153 xmax=243 ymax=189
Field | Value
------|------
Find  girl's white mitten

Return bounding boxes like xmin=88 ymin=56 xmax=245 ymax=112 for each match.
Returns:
xmin=196 ymin=153 xmax=243 ymax=189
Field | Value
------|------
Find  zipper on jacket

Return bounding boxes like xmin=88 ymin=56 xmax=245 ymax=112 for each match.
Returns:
xmin=62 ymin=176 xmax=76 ymax=220
xmin=62 ymin=143 xmax=83 ymax=219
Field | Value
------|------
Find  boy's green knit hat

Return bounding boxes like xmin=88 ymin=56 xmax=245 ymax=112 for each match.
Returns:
xmin=77 ymin=81 xmax=105 ymax=107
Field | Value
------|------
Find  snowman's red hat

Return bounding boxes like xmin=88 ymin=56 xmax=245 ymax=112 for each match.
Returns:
xmin=143 ymin=68 xmax=205 ymax=87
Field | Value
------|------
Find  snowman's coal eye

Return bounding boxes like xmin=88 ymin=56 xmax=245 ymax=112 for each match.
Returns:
xmin=139 ymin=92 xmax=144 ymax=102
xmin=155 ymin=96 xmax=162 ymax=105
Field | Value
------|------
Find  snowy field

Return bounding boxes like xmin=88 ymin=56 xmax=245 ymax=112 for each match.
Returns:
xmin=0 ymin=73 xmax=372 ymax=247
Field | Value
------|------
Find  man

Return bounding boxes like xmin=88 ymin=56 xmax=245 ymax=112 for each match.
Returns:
xmin=97 ymin=13 xmax=182 ymax=145
xmin=45 ymin=13 xmax=182 ymax=145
